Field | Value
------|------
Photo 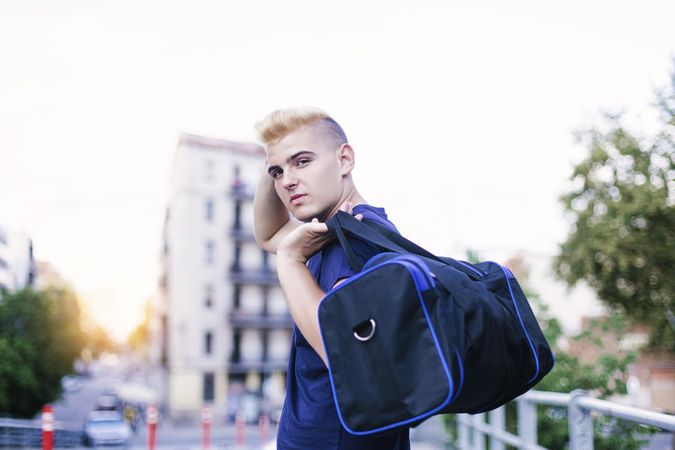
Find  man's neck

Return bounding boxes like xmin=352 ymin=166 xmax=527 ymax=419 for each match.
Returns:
xmin=322 ymin=189 xmax=366 ymax=221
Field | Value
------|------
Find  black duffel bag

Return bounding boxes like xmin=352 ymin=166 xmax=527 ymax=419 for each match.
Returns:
xmin=318 ymin=211 xmax=554 ymax=436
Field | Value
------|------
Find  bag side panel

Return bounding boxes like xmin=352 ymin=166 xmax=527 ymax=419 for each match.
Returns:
xmin=319 ymin=264 xmax=453 ymax=434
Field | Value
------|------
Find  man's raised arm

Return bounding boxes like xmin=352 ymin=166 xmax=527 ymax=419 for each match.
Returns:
xmin=252 ymin=167 xmax=300 ymax=254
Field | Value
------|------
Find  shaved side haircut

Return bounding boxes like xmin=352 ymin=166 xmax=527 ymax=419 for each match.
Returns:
xmin=256 ymin=106 xmax=348 ymax=150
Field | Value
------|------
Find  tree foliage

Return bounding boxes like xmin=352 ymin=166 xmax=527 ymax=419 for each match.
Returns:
xmin=530 ymin=294 xmax=650 ymax=449
xmin=0 ymin=287 xmax=86 ymax=417
xmin=554 ymin=66 xmax=675 ymax=352
xmin=83 ymin=323 xmax=119 ymax=357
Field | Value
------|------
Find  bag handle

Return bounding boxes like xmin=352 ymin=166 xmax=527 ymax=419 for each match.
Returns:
xmin=326 ymin=211 xmax=482 ymax=280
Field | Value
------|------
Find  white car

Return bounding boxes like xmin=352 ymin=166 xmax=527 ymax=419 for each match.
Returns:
xmin=82 ymin=411 xmax=132 ymax=447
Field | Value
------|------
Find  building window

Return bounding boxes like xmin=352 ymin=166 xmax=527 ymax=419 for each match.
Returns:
xmin=205 ymin=285 xmax=213 ymax=308
xmin=205 ymin=331 xmax=213 ymax=355
xmin=205 ymin=198 xmax=214 ymax=222
xmin=203 ymin=372 xmax=215 ymax=402
xmin=205 ymin=240 xmax=214 ymax=265
xmin=232 ymin=330 xmax=241 ymax=363
xmin=205 ymin=160 xmax=214 ymax=183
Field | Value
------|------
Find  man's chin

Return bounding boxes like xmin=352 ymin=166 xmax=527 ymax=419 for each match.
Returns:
xmin=293 ymin=208 xmax=328 ymax=223
xmin=296 ymin=214 xmax=323 ymax=223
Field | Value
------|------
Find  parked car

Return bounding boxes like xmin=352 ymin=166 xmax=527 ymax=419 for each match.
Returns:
xmin=94 ymin=394 xmax=119 ymax=412
xmin=82 ymin=411 xmax=132 ymax=447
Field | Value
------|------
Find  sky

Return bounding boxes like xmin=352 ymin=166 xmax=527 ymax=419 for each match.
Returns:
xmin=1 ymin=0 xmax=674 ymax=341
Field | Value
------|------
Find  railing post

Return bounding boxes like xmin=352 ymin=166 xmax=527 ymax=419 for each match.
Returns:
xmin=569 ymin=389 xmax=593 ymax=450
xmin=489 ymin=406 xmax=506 ymax=450
xmin=474 ymin=413 xmax=486 ymax=450
xmin=457 ymin=414 xmax=470 ymax=449
xmin=517 ymin=396 xmax=537 ymax=449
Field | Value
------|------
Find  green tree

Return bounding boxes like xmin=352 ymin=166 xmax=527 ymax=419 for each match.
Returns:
xmin=554 ymin=66 xmax=675 ymax=352
xmin=509 ymin=256 xmax=649 ymax=449
xmin=83 ymin=323 xmax=119 ymax=357
xmin=529 ymin=294 xmax=650 ymax=449
xmin=0 ymin=287 xmax=86 ymax=417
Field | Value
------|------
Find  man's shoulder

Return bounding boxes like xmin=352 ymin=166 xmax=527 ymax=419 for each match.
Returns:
xmin=353 ymin=204 xmax=398 ymax=233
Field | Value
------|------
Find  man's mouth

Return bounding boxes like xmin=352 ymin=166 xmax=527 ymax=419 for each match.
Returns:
xmin=290 ymin=194 xmax=307 ymax=205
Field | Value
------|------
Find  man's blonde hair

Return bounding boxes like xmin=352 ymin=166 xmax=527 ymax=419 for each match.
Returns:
xmin=255 ymin=106 xmax=348 ymax=147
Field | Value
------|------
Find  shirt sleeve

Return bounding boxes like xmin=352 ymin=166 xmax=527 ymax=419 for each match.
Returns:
xmin=317 ymin=237 xmax=382 ymax=292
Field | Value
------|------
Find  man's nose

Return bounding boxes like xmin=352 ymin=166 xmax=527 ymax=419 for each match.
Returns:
xmin=282 ymin=172 xmax=298 ymax=190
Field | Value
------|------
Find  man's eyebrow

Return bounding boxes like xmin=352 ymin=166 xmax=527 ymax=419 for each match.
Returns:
xmin=267 ymin=150 xmax=315 ymax=176
xmin=287 ymin=150 xmax=315 ymax=162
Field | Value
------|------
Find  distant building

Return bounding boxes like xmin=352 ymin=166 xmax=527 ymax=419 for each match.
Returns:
xmin=155 ymin=133 xmax=292 ymax=420
xmin=0 ymin=224 xmax=36 ymax=292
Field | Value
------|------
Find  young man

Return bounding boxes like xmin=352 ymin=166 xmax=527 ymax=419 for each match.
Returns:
xmin=253 ymin=107 xmax=410 ymax=450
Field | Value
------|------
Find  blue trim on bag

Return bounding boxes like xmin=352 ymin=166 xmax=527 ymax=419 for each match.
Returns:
xmin=499 ymin=265 xmax=540 ymax=384
xmin=502 ymin=265 xmax=515 ymax=278
xmin=393 ymin=255 xmax=435 ymax=290
xmin=362 ymin=252 xmax=391 ymax=270
xmin=451 ymin=349 xmax=464 ymax=402
xmin=457 ymin=260 xmax=485 ymax=277
xmin=318 ymin=256 xmax=461 ymax=435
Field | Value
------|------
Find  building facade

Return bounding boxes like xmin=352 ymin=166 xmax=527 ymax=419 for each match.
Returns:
xmin=0 ymin=225 xmax=36 ymax=292
xmin=157 ymin=133 xmax=292 ymax=420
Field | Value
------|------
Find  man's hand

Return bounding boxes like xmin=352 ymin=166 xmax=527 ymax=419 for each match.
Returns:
xmin=276 ymin=202 xmax=362 ymax=264
xmin=277 ymin=219 xmax=331 ymax=264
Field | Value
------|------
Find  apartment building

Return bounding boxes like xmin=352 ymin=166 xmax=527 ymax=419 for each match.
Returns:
xmin=157 ymin=133 xmax=292 ymax=419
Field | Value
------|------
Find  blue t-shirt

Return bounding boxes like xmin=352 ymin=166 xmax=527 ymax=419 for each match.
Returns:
xmin=276 ymin=205 xmax=411 ymax=450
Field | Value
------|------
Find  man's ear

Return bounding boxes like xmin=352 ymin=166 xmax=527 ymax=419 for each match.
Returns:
xmin=337 ymin=143 xmax=355 ymax=176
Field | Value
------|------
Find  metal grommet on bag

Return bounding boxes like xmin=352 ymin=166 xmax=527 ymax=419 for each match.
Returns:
xmin=353 ymin=319 xmax=376 ymax=342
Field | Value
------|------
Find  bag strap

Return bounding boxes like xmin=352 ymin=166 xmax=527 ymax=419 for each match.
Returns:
xmin=327 ymin=211 xmax=430 ymax=272
xmin=326 ymin=211 xmax=482 ymax=280
xmin=331 ymin=217 xmax=366 ymax=272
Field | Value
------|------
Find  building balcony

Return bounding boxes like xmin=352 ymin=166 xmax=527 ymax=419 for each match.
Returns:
xmin=229 ymin=310 xmax=293 ymax=329
xmin=227 ymin=359 xmax=288 ymax=374
xmin=230 ymin=186 xmax=254 ymax=202
xmin=229 ymin=269 xmax=278 ymax=286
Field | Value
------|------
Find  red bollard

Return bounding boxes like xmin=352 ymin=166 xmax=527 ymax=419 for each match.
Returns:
xmin=235 ymin=410 xmax=246 ymax=448
xmin=201 ymin=406 xmax=212 ymax=450
xmin=146 ymin=405 xmax=159 ymax=450
xmin=259 ymin=414 xmax=269 ymax=445
xmin=41 ymin=404 xmax=54 ymax=450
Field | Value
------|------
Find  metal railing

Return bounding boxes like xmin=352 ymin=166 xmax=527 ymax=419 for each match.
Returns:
xmin=0 ymin=418 xmax=81 ymax=447
xmin=456 ymin=389 xmax=675 ymax=450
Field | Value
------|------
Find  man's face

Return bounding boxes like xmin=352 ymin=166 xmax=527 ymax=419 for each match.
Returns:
xmin=266 ymin=127 xmax=346 ymax=222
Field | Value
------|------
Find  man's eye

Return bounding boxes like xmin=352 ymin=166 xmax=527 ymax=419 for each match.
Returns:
xmin=297 ymin=159 xmax=310 ymax=167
